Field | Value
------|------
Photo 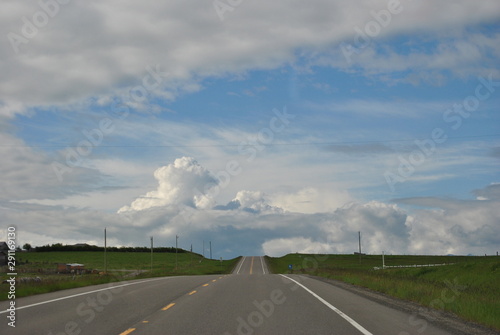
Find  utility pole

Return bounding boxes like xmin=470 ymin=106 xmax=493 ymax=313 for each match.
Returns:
xmin=175 ymin=235 xmax=179 ymax=270
xmin=150 ymin=236 xmax=153 ymax=272
xmin=358 ymin=231 xmax=362 ymax=263
xmin=210 ymin=241 xmax=212 ymax=260
xmin=104 ymin=228 xmax=107 ymax=274
xmin=203 ymin=240 xmax=205 ymax=258
xmin=382 ymin=251 xmax=385 ymax=269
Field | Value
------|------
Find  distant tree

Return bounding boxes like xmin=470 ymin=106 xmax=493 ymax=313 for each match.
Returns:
xmin=23 ymin=243 xmax=32 ymax=251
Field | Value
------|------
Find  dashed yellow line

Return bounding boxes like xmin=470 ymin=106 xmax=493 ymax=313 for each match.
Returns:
xmin=162 ymin=303 xmax=175 ymax=311
xmin=120 ymin=280 xmax=218 ymax=335
xmin=250 ymin=256 xmax=254 ymax=274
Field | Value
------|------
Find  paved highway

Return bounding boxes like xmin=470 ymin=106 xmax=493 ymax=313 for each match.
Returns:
xmin=0 ymin=256 xmax=480 ymax=334
xmin=233 ymin=256 xmax=268 ymax=275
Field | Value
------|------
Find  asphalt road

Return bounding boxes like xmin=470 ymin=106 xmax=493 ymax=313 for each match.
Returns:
xmin=233 ymin=256 xmax=268 ymax=275
xmin=0 ymin=256 xmax=480 ymax=335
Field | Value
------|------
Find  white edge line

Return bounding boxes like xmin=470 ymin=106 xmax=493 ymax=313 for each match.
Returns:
xmin=279 ymin=274 xmax=373 ymax=335
xmin=260 ymin=256 xmax=266 ymax=275
xmin=0 ymin=276 xmax=181 ymax=314
xmin=235 ymin=256 xmax=245 ymax=274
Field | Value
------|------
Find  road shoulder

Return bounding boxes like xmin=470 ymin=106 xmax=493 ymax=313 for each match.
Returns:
xmin=305 ymin=275 xmax=499 ymax=335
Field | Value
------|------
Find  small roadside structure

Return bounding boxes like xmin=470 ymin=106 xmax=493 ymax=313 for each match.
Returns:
xmin=57 ymin=263 xmax=85 ymax=274
xmin=0 ymin=242 xmax=9 ymax=266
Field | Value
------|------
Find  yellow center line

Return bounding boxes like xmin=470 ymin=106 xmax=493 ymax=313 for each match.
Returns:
xmin=142 ymin=321 xmax=149 ymax=323
xmin=250 ymin=256 xmax=254 ymax=275
xmin=212 ymin=279 xmax=217 ymax=282
xmin=119 ymin=328 xmax=136 ymax=335
xmin=162 ymin=303 xmax=175 ymax=311
xmin=188 ymin=290 xmax=197 ymax=295
xmin=203 ymin=283 xmax=209 ymax=287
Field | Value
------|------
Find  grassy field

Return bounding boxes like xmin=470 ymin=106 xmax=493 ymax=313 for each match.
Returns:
xmin=266 ymin=253 xmax=500 ymax=331
xmin=1 ymin=251 xmax=240 ymax=300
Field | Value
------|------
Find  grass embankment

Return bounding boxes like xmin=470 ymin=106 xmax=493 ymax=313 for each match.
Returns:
xmin=266 ymin=254 xmax=500 ymax=330
xmin=1 ymin=251 xmax=240 ymax=300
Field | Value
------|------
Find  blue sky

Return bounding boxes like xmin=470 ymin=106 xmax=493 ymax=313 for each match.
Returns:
xmin=1 ymin=0 xmax=499 ymax=258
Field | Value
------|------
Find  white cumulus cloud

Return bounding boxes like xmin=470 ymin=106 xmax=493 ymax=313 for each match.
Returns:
xmin=231 ymin=190 xmax=283 ymax=214
xmin=263 ymin=237 xmax=334 ymax=256
xmin=118 ymin=157 xmax=217 ymax=212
